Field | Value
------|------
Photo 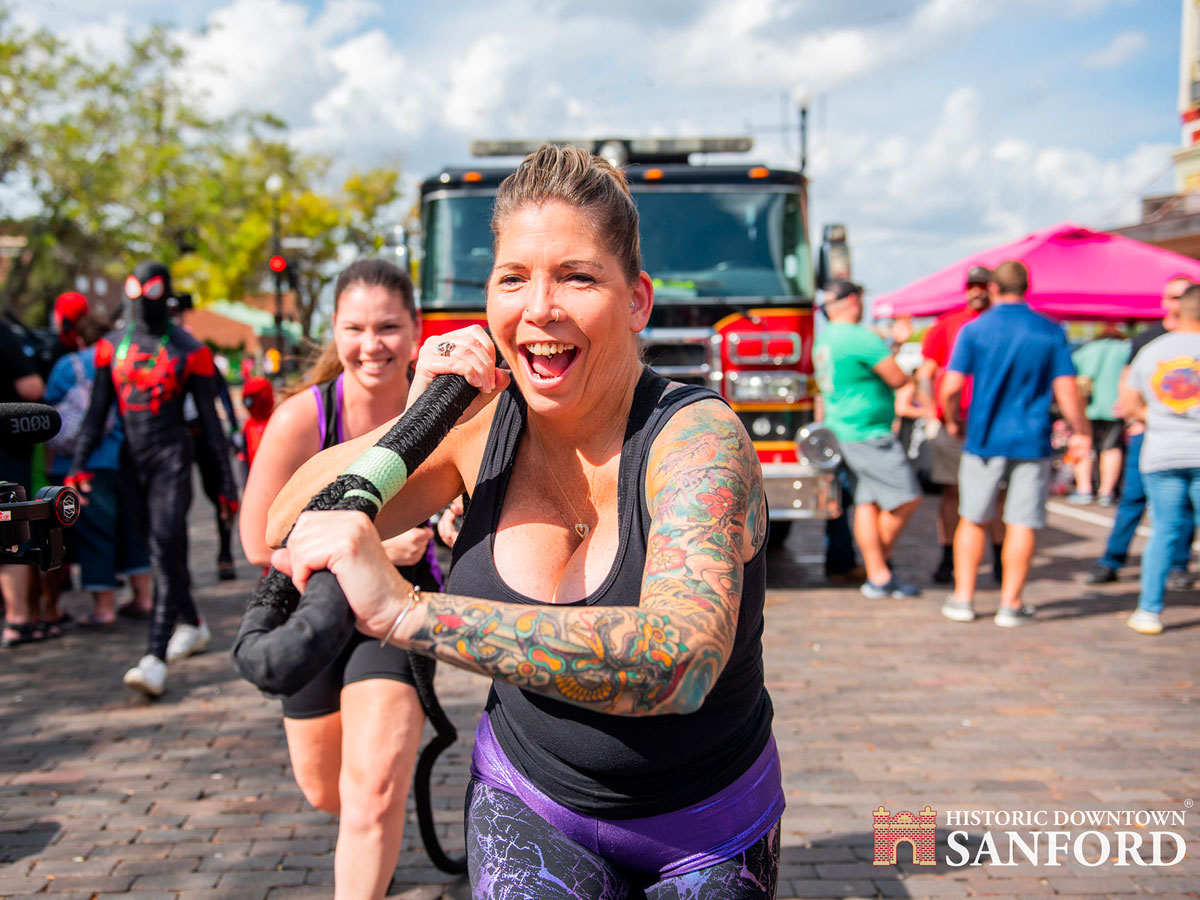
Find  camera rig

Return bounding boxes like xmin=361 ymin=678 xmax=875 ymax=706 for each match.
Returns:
xmin=0 ymin=483 xmax=80 ymax=571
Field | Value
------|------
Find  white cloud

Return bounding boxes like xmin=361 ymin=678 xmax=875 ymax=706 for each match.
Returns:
xmin=651 ymin=0 xmax=1005 ymax=97
xmin=12 ymin=0 xmax=1179 ymax=298
xmin=808 ymin=86 xmax=1174 ymax=296
xmin=1083 ymin=30 xmax=1148 ymax=69
xmin=184 ymin=0 xmax=338 ymax=124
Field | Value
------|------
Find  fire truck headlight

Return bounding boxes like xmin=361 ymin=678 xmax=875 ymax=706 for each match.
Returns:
xmin=726 ymin=371 xmax=805 ymax=405
xmin=794 ymin=424 xmax=842 ymax=470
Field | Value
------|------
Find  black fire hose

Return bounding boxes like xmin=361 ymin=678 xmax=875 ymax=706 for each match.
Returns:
xmin=231 ymin=372 xmax=476 ymax=874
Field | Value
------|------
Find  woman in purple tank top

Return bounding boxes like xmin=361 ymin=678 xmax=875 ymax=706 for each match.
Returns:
xmin=240 ymin=260 xmax=439 ymax=900
xmin=270 ymin=147 xmax=782 ymax=898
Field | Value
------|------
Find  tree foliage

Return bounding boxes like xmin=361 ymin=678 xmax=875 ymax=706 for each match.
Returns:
xmin=0 ymin=6 xmax=404 ymax=336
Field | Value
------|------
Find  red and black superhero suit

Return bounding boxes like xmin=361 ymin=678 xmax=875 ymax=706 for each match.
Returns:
xmin=70 ymin=262 xmax=236 ymax=664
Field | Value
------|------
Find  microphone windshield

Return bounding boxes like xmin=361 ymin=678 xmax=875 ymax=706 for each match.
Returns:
xmin=0 ymin=403 xmax=62 ymax=447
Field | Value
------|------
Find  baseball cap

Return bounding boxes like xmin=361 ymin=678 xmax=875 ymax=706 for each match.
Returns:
xmin=965 ymin=265 xmax=991 ymax=287
xmin=824 ymin=279 xmax=864 ymax=303
xmin=54 ymin=291 xmax=89 ymax=325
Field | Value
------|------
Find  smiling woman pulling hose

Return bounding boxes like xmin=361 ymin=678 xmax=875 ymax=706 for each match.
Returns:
xmin=267 ymin=146 xmax=782 ymax=899
xmin=235 ymin=260 xmax=466 ymax=897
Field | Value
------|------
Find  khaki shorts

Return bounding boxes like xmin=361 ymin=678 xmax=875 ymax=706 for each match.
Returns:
xmin=839 ymin=434 xmax=922 ymax=512
xmin=929 ymin=423 xmax=963 ymax=486
xmin=958 ymin=453 xmax=1051 ymax=529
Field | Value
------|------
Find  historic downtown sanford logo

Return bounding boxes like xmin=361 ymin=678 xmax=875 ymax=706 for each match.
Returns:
xmin=872 ymin=805 xmax=1189 ymax=868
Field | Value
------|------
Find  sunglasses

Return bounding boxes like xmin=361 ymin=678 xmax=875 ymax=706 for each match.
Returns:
xmin=125 ymin=274 xmax=166 ymax=301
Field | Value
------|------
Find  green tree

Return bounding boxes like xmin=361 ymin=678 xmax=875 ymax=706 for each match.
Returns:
xmin=1 ymin=7 xmax=405 ymax=335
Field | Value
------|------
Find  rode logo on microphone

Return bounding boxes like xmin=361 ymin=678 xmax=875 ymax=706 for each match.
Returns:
xmin=8 ymin=414 xmax=51 ymax=435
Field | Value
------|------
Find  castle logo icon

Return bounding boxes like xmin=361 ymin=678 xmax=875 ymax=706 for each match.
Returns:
xmin=873 ymin=805 xmax=937 ymax=865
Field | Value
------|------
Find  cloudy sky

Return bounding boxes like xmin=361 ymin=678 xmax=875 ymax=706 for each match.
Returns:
xmin=11 ymin=0 xmax=1182 ymax=298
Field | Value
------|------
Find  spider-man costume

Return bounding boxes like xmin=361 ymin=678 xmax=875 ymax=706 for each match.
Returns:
xmin=70 ymin=261 xmax=236 ymax=663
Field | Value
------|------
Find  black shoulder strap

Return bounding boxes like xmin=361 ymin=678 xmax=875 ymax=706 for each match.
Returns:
xmin=318 ymin=377 xmax=339 ymax=450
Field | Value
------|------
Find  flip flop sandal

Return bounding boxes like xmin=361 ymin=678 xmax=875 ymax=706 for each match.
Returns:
xmin=40 ymin=621 xmax=64 ymax=640
xmin=1 ymin=622 xmax=46 ymax=648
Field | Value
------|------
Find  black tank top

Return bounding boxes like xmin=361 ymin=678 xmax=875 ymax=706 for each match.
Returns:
xmin=448 ymin=368 xmax=773 ymax=818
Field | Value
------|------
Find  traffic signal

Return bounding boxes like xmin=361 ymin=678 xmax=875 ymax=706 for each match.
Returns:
xmin=269 ymin=255 xmax=288 ymax=274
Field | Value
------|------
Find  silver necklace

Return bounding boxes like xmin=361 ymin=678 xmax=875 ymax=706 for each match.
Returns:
xmin=528 ymin=421 xmax=593 ymax=540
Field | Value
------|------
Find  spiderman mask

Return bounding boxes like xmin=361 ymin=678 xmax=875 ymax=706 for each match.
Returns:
xmin=125 ymin=261 xmax=173 ymax=329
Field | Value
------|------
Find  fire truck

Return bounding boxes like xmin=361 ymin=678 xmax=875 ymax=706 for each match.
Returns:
xmin=415 ymin=137 xmax=844 ymax=545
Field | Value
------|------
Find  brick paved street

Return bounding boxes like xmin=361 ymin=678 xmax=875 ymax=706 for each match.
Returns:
xmin=1 ymin=493 xmax=1197 ymax=899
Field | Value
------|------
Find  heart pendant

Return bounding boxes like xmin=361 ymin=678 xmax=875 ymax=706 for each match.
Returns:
xmin=574 ymin=523 xmax=590 ymax=539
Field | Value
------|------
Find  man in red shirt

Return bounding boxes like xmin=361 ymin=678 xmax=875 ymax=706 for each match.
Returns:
xmin=916 ymin=266 xmax=1003 ymax=584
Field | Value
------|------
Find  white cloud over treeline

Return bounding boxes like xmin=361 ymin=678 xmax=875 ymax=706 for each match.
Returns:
xmin=11 ymin=0 xmax=1179 ymax=294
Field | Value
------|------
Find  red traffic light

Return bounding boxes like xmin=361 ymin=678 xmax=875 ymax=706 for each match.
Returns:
xmin=269 ymin=255 xmax=288 ymax=273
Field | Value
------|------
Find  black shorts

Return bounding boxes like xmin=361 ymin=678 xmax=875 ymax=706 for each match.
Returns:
xmin=281 ymin=630 xmax=423 ymax=719
xmin=1091 ymin=419 xmax=1125 ymax=453
xmin=280 ymin=557 xmax=440 ymax=720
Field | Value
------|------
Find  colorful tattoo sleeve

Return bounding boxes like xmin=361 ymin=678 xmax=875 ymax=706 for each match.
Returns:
xmin=405 ymin=400 xmax=765 ymax=717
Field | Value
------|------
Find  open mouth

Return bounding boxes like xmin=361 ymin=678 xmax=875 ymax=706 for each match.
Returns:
xmin=357 ymin=357 xmax=395 ymax=376
xmin=519 ymin=341 xmax=578 ymax=382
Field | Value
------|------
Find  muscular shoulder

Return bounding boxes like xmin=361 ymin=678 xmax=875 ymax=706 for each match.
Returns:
xmin=646 ymin=397 xmax=765 ymax=554
xmin=648 ymin=397 xmax=756 ymax=472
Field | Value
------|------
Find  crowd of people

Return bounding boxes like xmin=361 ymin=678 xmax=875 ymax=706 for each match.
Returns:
xmin=1 ymin=143 xmax=1197 ymax=899
xmin=0 ymin=273 xmax=240 ymax=678
xmin=811 ymin=264 xmax=1197 ymax=634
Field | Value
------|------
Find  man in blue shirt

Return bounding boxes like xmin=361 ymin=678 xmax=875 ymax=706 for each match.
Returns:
xmin=938 ymin=260 xmax=1091 ymax=626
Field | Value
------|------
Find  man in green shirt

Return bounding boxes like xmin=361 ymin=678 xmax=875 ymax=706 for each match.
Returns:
xmin=1069 ymin=323 xmax=1129 ymax=505
xmin=813 ymin=281 xmax=922 ymax=599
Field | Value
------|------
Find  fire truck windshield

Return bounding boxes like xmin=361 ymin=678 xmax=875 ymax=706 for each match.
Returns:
xmin=420 ymin=187 xmax=812 ymax=308
xmin=638 ymin=189 xmax=811 ymax=302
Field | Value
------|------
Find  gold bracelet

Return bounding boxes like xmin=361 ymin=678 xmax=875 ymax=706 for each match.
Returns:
xmin=379 ymin=585 xmax=421 ymax=647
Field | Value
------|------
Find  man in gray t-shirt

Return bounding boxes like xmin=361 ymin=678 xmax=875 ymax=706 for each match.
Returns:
xmin=1122 ymin=284 xmax=1200 ymax=634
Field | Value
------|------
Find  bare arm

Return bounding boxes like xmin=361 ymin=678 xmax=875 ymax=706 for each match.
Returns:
xmin=1053 ymin=374 xmax=1091 ymax=436
xmin=872 ymin=356 xmax=909 ymax=390
xmin=1053 ymin=373 xmax=1093 ymax=461
xmin=893 ymin=382 xmax=924 ymax=419
xmin=240 ymin=391 xmax=324 ymax=566
xmin=914 ymin=358 xmax=937 ymax=412
xmin=1117 ymin=372 xmax=1145 ymax=423
xmin=14 ymin=373 xmax=43 ymax=402
xmin=277 ymin=399 xmax=764 ymax=717
xmin=938 ymin=370 xmax=966 ymax=437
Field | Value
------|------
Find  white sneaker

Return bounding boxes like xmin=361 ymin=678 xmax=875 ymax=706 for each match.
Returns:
xmin=166 ymin=620 xmax=212 ymax=662
xmin=123 ymin=655 xmax=167 ymax=697
xmin=994 ymin=605 xmax=1036 ymax=628
xmin=1126 ymin=610 xmax=1163 ymax=635
xmin=941 ymin=597 xmax=976 ymax=622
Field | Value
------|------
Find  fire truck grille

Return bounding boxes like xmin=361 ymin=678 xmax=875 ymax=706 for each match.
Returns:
xmin=639 ymin=328 xmax=712 ymax=387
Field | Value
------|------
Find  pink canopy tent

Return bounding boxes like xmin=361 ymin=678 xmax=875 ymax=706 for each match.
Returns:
xmin=872 ymin=222 xmax=1200 ymax=321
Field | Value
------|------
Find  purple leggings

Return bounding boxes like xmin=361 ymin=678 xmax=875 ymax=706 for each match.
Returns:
xmin=467 ymin=713 xmax=783 ymax=895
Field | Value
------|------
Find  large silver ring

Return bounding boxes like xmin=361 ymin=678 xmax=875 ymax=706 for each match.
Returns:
xmin=436 ymin=340 xmax=455 ymax=357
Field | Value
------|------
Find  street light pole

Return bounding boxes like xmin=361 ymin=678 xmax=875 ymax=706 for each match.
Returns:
xmin=793 ymin=84 xmax=811 ymax=176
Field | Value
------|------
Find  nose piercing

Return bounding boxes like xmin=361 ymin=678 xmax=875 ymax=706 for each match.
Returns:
xmin=552 ymin=309 xmax=560 ymax=323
